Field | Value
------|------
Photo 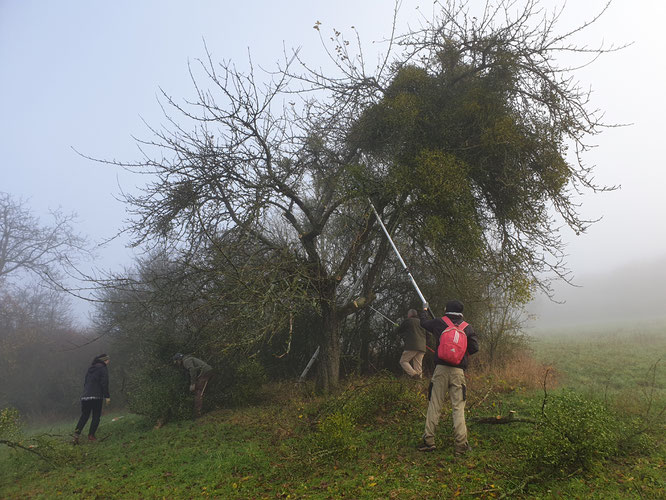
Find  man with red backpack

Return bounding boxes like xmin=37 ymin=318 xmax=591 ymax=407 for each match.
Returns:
xmin=417 ymin=299 xmax=479 ymax=455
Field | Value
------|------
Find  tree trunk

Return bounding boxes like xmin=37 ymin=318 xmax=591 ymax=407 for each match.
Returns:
xmin=359 ymin=311 xmax=371 ymax=375
xmin=315 ymin=299 xmax=340 ymax=394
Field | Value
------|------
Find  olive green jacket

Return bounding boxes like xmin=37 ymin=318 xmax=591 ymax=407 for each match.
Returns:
xmin=182 ymin=355 xmax=212 ymax=385
xmin=396 ymin=317 xmax=427 ymax=352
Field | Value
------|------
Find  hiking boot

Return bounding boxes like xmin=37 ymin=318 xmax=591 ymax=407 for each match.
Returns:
xmin=71 ymin=433 xmax=80 ymax=445
xmin=88 ymin=435 xmax=97 ymax=442
xmin=454 ymin=442 xmax=471 ymax=456
xmin=417 ymin=440 xmax=436 ymax=452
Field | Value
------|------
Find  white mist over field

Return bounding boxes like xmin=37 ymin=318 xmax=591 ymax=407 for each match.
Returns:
xmin=527 ymin=254 xmax=666 ymax=331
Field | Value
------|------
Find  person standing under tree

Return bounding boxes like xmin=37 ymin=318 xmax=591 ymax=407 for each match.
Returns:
xmin=72 ymin=354 xmax=110 ymax=444
xmin=396 ymin=308 xmax=428 ymax=378
xmin=172 ymin=353 xmax=214 ymax=417
xmin=417 ymin=300 xmax=479 ymax=455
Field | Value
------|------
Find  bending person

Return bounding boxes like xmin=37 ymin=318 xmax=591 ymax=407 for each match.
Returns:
xmin=173 ymin=353 xmax=214 ymax=417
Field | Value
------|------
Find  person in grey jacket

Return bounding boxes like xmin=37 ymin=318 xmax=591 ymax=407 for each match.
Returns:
xmin=396 ymin=309 xmax=428 ymax=378
xmin=72 ymin=354 xmax=110 ymax=443
xmin=173 ymin=353 xmax=213 ymax=417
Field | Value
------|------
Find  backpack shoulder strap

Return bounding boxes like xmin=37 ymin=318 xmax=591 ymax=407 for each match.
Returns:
xmin=441 ymin=316 xmax=454 ymax=328
xmin=458 ymin=321 xmax=469 ymax=331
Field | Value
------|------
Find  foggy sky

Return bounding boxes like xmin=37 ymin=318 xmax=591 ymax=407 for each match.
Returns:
xmin=527 ymin=253 xmax=666 ymax=331
xmin=1 ymin=0 xmax=665 ymax=325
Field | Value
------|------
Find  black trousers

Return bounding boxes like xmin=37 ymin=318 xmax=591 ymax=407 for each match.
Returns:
xmin=75 ymin=399 xmax=103 ymax=436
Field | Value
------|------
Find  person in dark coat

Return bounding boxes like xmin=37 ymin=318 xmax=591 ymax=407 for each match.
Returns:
xmin=173 ymin=353 xmax=214 ymax=417
xmin=417 ymin=300 xmax=479 ymax=455
xmin=72 ymin=354 xmax=110 ymax=443
xmin=396 ymin=308 xmax=428 ymax=378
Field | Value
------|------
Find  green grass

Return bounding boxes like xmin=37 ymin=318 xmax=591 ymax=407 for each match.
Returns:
xmin=531 ymin=322 xmax=666 ymax=411
xmin=1 ymin=326 xmax=665 ymax=499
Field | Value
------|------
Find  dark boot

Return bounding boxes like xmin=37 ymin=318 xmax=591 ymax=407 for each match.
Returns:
xmin=454 ymin=442 xmax=471 ymax=457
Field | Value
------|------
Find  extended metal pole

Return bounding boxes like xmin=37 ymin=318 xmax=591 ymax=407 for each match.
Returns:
xmin=301 ymin=201 xmax=434 ymax=381
xmin=368 ymin=200 xmax=432 ymax=315
xmin=368 ymin=305 xmax=399 ymax=327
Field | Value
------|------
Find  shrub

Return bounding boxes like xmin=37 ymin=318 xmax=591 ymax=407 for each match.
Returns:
xmin=313 ymin=411 xmax=358 ymax=461
xmin=1 ymin=407 xmax=74 ymax=465
xmin=303 ymin=375 xmax=423 ymax=461
xmin=519 ymin=391 xmax=623 ymax=476
xmin=343 ymin=376 xmax=423 ymax=424
xmin=225 ymin=360 xmax=267 ymax=407
xmin=125 ymin=365 xmax=193 ymax=423
xmin=0 ymin=407 xmax=22 ymax=442
xmin=312 ymin=374 xmax=423 ymax=426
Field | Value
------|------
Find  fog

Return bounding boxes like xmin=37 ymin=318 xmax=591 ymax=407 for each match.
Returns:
xmin=2 ymin=0 xmax=666 ymax=324
xmin=527 ymin=253 xmax=666 ymax=331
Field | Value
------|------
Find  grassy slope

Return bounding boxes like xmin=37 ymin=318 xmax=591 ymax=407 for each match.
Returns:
xmin=1 ymin=326 xmax=665 ymax=499
xmin=531 ymin=322 xmax=666 ymax=408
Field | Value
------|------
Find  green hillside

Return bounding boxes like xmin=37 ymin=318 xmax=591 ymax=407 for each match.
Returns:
xmin=2 ymin=327 xmax=664 ymax=499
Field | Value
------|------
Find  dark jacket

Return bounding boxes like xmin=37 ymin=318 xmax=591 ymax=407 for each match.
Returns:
xmin=182 ymin=355 xmax=212 ymax=385
xmin=419 ymin=310 xmax=479 ymax=370
xmin=81 ymin=362 xmax=110 ymax=399
xmin=396 ymin=317 xmax=427 ymax=352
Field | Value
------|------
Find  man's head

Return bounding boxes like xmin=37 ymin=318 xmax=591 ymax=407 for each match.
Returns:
xmin=407 ymin=308 xmax=419 ymax=318
xmin=172 ymin=353 xmax=184 ymax=364
xmin=445 ymin=300 xmax=464 ymax=316
xmin=95 ymin=354 xmax=110 ymax=365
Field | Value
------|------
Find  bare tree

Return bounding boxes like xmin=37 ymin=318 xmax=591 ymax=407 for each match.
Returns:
xmin=0 ymin=192 xmax=86 ymax=286
xmin=101 ymin=1 xmax=621 ymax=392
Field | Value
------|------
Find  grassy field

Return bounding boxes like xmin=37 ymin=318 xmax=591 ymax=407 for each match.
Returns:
xmin=1 ymin=325 xmax=664 ymax=499
xmin=531 ymin=321 xmax=666 ymax=409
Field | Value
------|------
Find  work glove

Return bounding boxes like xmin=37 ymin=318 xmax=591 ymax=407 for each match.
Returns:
xmin=422 ymin=302 xmax=429 ymax=311
xmin=189 ymin=384 xmax=195 ymax=392
xmin=105 ymin=398 xmax=111 ymax=405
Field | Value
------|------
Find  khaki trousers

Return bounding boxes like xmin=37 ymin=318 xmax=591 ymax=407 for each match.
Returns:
xmin=399 ymin=350 xmax=425 ymax=377
xmin=194 ymin=371 xmax=214 ymax=417
xmin=423 ymin=364 xmax=468 ymax=449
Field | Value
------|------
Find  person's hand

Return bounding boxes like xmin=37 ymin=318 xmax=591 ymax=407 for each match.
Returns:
xmin=422 ymin=302 xmax=429 ymax=310
xmin=105 ymin=398 xmax=111 ymax=405
xmin=189 ymin=384 xmax=195 ymax=392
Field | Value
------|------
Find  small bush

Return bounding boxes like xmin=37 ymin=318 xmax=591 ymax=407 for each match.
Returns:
xmin=345 ymin=376 xmax=422 ymax=424
xmin=303 ymin=375 xmax=422 ymax=462
xmin=0 ymin=407 xmax=22 ymax=442
xmin=126 ymin=366 xmax=193 ymax=423
xmin=519 ymin=391 xmax=623 ymax=476
xmin=313 ymin=412 xmax=358 ymax=461
xmin=226 ymin=360 xmax=267 ymax=407
xmin=0 ymin=407 xmax=74 ymax=466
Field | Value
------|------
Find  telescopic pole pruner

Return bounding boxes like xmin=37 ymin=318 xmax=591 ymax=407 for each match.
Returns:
xmin=368 ymin=304 xmax=399 ymax=327
xmin=368 ymin=199 xmax=435 ymax=318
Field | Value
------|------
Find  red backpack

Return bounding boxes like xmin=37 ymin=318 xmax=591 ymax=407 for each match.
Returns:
xmin=437 ymin=316 xmax=468 ymax=365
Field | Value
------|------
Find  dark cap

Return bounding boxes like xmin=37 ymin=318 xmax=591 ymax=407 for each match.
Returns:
xmin=445 ymin=300 xmax=464 ymax=315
